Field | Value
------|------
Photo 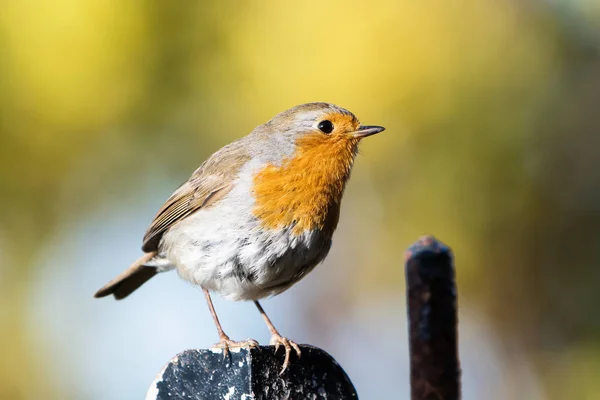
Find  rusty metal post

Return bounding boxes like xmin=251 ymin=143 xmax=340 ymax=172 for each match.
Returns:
xmin=405 ymin=236 xmax=461 ymax=400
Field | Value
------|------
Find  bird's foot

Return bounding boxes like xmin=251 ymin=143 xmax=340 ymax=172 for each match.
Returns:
xmin=212 ymin=334 xmax=259 ymax=359
xmin=270 ymin=333 xmax=301 ymax=374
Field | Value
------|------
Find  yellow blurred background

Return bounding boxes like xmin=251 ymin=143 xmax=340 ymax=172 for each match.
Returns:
xmin=1 ymin=0 xmax=600 ymax=399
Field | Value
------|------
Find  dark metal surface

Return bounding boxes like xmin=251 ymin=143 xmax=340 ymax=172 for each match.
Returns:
xmin=405 ymin=236 xmax=461 ymax=400
xmin=147 ymin=345 xmax=358 ymax=400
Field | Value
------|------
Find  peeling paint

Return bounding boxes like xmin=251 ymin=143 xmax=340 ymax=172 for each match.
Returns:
xmin=224 ymin=386 xmax=235 ymax=400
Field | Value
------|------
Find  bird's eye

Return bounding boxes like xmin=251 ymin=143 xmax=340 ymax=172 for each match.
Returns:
xmin=318 ymin=120 xmax=334 ymax=134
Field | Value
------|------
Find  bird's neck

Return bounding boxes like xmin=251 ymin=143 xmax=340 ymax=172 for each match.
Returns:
xmin=252 ymin=134 xmax=359 ymax=237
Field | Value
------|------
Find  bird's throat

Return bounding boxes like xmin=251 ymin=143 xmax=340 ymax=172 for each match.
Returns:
xmin=253 ymin=133 xmax=359 ymax=237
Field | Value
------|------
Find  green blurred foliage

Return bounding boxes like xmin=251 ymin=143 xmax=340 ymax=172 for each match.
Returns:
xmin=1 ymin=0 xmax=599 ymax=398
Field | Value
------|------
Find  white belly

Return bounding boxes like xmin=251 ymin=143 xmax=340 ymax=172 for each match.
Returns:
xmin=157 ymin=172 xmax=332 ymax=301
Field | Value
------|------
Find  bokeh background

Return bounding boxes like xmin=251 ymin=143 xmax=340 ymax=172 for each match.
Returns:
xmin=1 ymin=0 xmax=600 ymax=399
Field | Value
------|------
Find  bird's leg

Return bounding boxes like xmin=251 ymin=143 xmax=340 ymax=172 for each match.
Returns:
xmin=203 ymin=288 xmax=258 ymax=357
xmin=254 ymin=300 xmax=301 ymax=374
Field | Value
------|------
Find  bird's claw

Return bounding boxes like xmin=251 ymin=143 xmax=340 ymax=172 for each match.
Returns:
xmin=213 ymin=336 xmax=259 ymax=359
xmin=270 ymin=334 xmax=301 ymax=374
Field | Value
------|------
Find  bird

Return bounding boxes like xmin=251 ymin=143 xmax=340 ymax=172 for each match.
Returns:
xmin=94 ymin=102 xmax=384 ymax=373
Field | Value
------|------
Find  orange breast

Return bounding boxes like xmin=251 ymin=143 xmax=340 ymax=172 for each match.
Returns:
xmin=253 ymin=133 xmax=359 ymax=237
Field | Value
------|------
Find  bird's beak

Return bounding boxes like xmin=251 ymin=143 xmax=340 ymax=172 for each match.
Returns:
xmin=352 ymin=125 xmax=385 ymax=138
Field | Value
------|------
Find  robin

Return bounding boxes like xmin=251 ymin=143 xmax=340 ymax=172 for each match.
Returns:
xmin=94 ymin=102 xmax=384 ymax=372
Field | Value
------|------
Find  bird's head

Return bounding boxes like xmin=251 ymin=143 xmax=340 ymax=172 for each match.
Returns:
xmin=259 ymin=102 xmax=384 ymax=153
xmin=251 ymin=102 xmax=385 ymax=235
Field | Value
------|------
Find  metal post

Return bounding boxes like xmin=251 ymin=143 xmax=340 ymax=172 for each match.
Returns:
xmin=146 ymin=345 xmax=358 ymax=399
xmin=405 ymin=236 xmax=461 ymax=400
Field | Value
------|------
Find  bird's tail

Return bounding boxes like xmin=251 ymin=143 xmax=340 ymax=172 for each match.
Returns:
xmin=94 ymin=252 xmax=158 ymax=300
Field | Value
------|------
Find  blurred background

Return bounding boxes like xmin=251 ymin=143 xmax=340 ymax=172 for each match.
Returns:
xmin=1 ymin=0 xmax=599 ymax=399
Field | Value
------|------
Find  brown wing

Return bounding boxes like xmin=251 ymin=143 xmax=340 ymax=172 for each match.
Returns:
xmin=141 ymin=140 xmax=251 ymax=252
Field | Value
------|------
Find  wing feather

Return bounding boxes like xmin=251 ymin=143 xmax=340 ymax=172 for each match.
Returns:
xmin=141 ymin=140 xmax=250 ymax=252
